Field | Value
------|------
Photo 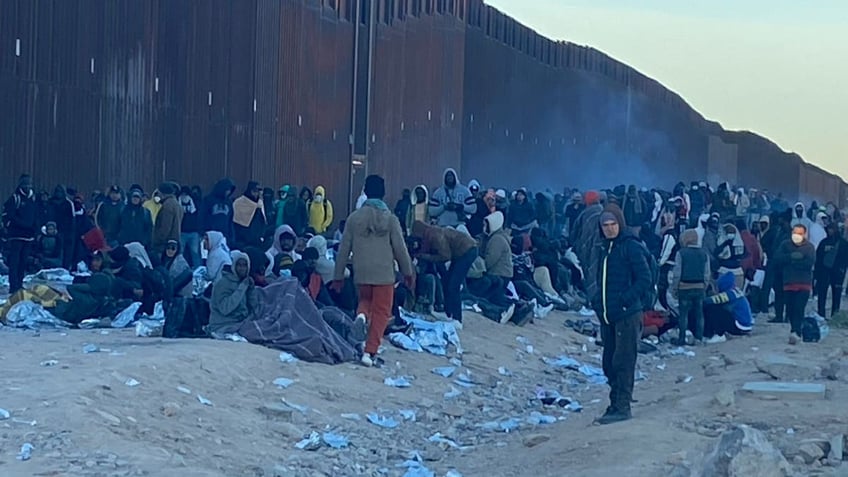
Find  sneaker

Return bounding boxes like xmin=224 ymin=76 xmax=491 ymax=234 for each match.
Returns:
xmin=360 ymin=354 xmax=374 ymax=367
xmin=534 ymin=303 xmax=555 ymax=319
xmin=500 ymin=303 xmax=516 ymax=324
xmin=788 ymin=333 xmax=799 ymax=345
xmin=705 ymin=335 xmax=727 ymax=344
xmin=351 ymin=313 xmax=368 ymax=343
xmin=596 ymin=409 xmax=632 ymax=425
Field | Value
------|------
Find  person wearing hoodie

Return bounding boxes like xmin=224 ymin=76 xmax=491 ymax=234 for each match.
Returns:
xmin=508 ymin=189 xmax=536 ymax=233
xmin=735 ymin=188 xmax=750 ymax=221
xmin=279 ymin=185 xmax=308 ymax=235
xmin=688 ymin=182 xmax=705 ymax=221
xmin=179 ymin=185 xmax=202 ymax=268
xmin=591 ymin=204 xmax=652 ymax=425
xmin=671 ymin=229 xmax=711 ymax=345
xmin=405 ymin=185 xmax=430 ymax=233
xmin=703 ymin=272 xmax=753 ymax=339
xmin=737 ymin=219 xmax=763 ymax=288
xmin=815 ymin=223 xmax=848 ymax=317
xmin=267 ymin=224 xmax=301 ymax=276
xmin=429 ymin=168 xmax=476 ymax=228
xmin=48 ymin=184 xmax=76 ymax=270
xmin=201 ymin=178 xmax=236 ymax=242
xmin=410 ymin=219 xmax=478 ymax=323
xmin=773 ymin=224 xmax=816 ymax=344
xmin=161 ymin=240 xmax=193 ymax=298
xmin=118 ymin=189 xmax=153 ymax=248
xmin=808 ymin=212 xmax=827 ymax=249
xmin=209 ymin=250 xmax=258 ymax=337
xmin=394 ymin=189 xmax=413 ymax=236
xmin=35 ymin=221 xmax=64 ymax=270
xmin=715 ymin=223 xmax=748 ymax=289
xmin=142 ymin=190 xmax=162 ymax=224
xmin=232 ymin=181 xmax=267 ymax=250
xmin=791 ymin=202 xmax=813 ymax=230
xmin=466 ymin=180 xmax=490 ymax=237
xmin=534 ymin=191 xmax=555 ymax=237
xmin=762 ymin=210 xmax=792 ymax=322
xmin=623 ymin=185 xmax=646 ymax=234
xmin=563 ymin=192 xmax=585 ymax=238
xmin=308 ymin=185 xmax=334 ymax=235
xmin=151 ymin=182 xmax=183 ymax=261
xmin=94 ymin=185 xmax=124 ymax=247
xmin=333 ymin=175 xmax=414 ymax=367
xmin=203 ymin=231 xmax=232 ymax=283
xmin=4 ymin=174 xmax=39 ymax=293
xmin=571 ymin=190 xmax=604 ymax=302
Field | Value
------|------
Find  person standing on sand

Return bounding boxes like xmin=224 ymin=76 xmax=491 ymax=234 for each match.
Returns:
xmin=773 ymin=223 xmax=816 ymax=345
xmin=591 ymin=204 xmax=651 ymax=425
xmin=332 ymin=175 xmax=414 ymax=367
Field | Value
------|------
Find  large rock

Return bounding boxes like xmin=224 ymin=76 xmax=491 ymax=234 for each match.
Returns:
xmin=798 ymin=443 xmax=825 ymax=464
xmin=755 ymin=355 xmax=816 ymax=381
xmin=698 ymin=425 xmax=792 ymax=477
xmin=714 ymin=386 xmax=735 ymax=407
xmin=829 ymin=434 xmax=844 ymax=461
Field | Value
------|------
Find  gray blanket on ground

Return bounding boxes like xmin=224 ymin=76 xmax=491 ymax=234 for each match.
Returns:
xmin=238 ymin=278 xmax=357 ymax=365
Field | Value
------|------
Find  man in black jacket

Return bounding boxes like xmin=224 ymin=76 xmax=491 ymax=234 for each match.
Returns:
xmin=591 ymin=204 xmax=652 ymax=425
xmin=815 ymin=223 xmax=848 ymax=317
xmin=3 ymin=174 xmax=39 ymax=293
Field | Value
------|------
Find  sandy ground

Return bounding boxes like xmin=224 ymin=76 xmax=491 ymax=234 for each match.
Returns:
xmin=1 ymin=307 xmax=846 ymax=477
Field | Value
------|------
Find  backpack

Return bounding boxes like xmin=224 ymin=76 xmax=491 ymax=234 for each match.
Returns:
xmin=2 ymin=194 xmax=21 ymax=229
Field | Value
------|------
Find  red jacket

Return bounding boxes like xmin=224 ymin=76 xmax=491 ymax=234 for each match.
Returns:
xmin=740 ymin=230 xmax=763 ymax=276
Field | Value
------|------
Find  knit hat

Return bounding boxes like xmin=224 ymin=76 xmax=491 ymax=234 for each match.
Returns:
xmin=495 ymin=189 xmax=506 ymax=199
xmin=584 ymin=190 xmax=600 ymax=206
xmin=109 ymin=246 xmax=130 ymax=268
xmin=600 ymin=211 xmax=618 ymax=224
xmin=364 ymin=174 xmax=386 ymax=200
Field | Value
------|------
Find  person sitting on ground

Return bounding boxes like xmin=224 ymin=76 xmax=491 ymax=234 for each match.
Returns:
xmin=208 ymin=250 xmax=258 ymax=337
xmin=35 ymin=221 xmax=64 ymax=270
xmin=671 ymin=229 xmax=711 ymax=346
xmin=509 ymin=188 xmax=537 ymax=234
xmin=244 ymin=246 xmax=272 ymax=288
xmin=291 ymin=247 xmax=335 ymax=308
xmin=203 ymin=231 xmax=232 ymax=283
xmin=161 ymin=240 xmax=193 ymax=298
xmin=266 ymin=225 xmax=300 ymax=276
xmin=108 ymin=246 xmax=144 ymax=301
xmin=702 ymin=271 xmax=753 ymax=340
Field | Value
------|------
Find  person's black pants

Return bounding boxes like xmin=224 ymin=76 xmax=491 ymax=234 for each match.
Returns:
xmin=442 ymin=247 xmax=478 ymax=321
xmin=785 ymin=289 xmax=810 ymax=335
xmin=816 ymin=270 xmax=845 ymax=317
xmin=703 ymin=306 xmax=747 ymax=337
xmin=468 ymin=275 xmax=513 ymax=308
xmin=677 ymin=288 xmax=705 ymax=341
xmin=513 ymin=280 xmax=551 ymax=306
xmin=7 ymin=239 xmax=32 ymax=294
xmin=600 ymin=313 xmax=641 ymax=413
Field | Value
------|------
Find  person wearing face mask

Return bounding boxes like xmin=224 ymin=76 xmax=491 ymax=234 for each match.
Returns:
xmin=814 ymin=223 xmax=848 ymax=317
xmin=152 ymin=182 xmax=183 ymax=262
xmin=307 ymin=185 xmax=334 ymax=235
xmin=3 ymin=174 xmax=39 ymax=293
xmin=143 ymin=190 xmax=163 ymax=224
xmin=715 ymin=223 xmax=748 ymax=289
xmin=209 ymin=250 xmax=258 ymax=337
xmin=773 ymin=224 xmax=816 ymax=344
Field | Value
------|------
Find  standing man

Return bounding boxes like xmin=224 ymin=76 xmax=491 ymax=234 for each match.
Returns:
xmin=591 ymin=204 xmax=651 ymax=425
xmin=774 ymin=224 xmax=816 ymax=344
xmin=429 ymin=168 xmax=476 ymax=228
xmin=3 ymin=174 xmax=38 ymax=293
xmin=333 ymin=175 xmax=414 ymax=367
xmin=814 ymin=223 xmax=848 ymax=317
xmin=152 ymin=182 xmax=183 ymax=260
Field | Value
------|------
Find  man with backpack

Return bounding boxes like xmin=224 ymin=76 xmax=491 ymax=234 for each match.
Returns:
xmin=3 ymin=174 xmax=39 ymax=293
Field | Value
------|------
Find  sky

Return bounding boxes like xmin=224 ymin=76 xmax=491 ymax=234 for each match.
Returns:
xmin=486 ymin=0 xmax=848 ymax=178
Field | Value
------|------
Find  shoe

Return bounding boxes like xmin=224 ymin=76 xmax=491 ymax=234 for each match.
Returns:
xmin=534 ymin=303 xmax=555 ymax=319
xmin=788 ymin=333 xmax=799 ymax=345
xmin=360 ymin=354 xmax=374 ymax=367
xmin=500 ymin=304 xmax=516 ymax=324
xmin=351 ymin=313 xmax=368 ymax=343
xmin=596 ymin=409 xmax=632 ymax=425
xmin=705 ymin=335 xmax=726 ymax=344
xmin=511 ymin=304 xmax=533 ymax=327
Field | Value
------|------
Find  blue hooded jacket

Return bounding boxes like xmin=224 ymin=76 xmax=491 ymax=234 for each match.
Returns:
xmin=704 ymin=272 xmax=752 ymax=331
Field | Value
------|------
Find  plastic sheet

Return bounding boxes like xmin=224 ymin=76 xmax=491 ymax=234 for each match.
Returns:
xmin=24 ymin=268 xmax=74 ymax=285
xmin=431 ymin=366 xmax=456 ymax=378
xmin=322 ymin=432 xmax=350 ymax=449
xmin=192 ymin=267 xmax=211 ymax=296
xmin=5 ymin=301 xmax=69 ymax=330
xmin=367 ymin=413 xmax=399 ymax=429
xmin=398 ymin=308 xmax=463 ymax=356
xmin=112 ymin=302 xmax=141 ymax=328
xmin=135 ymin=319 xmax=163 ymax=337
xmin=384 ymin=376 xmax=413 ymax=388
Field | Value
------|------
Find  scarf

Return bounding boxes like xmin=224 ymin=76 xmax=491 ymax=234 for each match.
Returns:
xmin=180 ymin=194 xmax=197 ymax=215
xmin=364 ymin=198 xmax=389 ymax=211
xmin=233 ymin=196 xmax=265 ymax=227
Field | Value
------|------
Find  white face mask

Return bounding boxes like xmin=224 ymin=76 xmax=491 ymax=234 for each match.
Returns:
xmin=314 ymin=195 xmax=324 ymax=203
xmin=153 ymin=196 xmax=161 ymax=204
xmin=791 ymin=233 xmax=804 ymax=245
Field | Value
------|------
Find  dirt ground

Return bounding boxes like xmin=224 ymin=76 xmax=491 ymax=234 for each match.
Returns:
xmin=1 ymin=307 xmax=846 ymax=477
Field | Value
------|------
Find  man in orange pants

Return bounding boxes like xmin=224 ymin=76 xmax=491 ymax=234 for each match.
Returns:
xmin=333 ymin=175 xmax=414 ymax=367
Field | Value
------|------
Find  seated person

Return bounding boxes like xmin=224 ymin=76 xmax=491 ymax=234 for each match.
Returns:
xmin=291 ymin=247 xmax=334 ymax=307
xmin=204 ymin=231 xmax=232 ymax=283
xmin=267 ymin=225 xmax=301 ymax=276
xmin=244 ymin=246 xmax=271 ymax=287
xmin=161 ymin=240 xmax=193 ymax=297
xmin=36 ymin=221 xmax=64 ymax=270
xmin=209 ymin=251 xmax=258 ymax=337
xmin=511 ymin=234 xmax=557 ymax=310
xmin=53 ymin=272 xmax=122 ymax=325
xmin=476 ymin=211 xmax=533 ymax=325
xmin=702 ymin=271 xmax=753 ymax=339
xmin=108 ymin=246 xmax=143 ymax=301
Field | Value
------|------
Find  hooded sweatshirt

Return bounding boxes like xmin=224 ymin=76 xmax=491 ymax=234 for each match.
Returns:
xmin=209 ymin=250 xmax=257 ymax=335
xmin=118 ymin=198 xmax=153 ymax=247
xmin=410 ymin=221 xmax=477 ymax=264
xmin=429 ymin=168 xmax=476 ymax=227
xmin=308 ymin=185 xmax=334 ymax=234
xmin=808 ymin=212 xmax=827 ymax=249
xmin=202 ymin=178 xmax=236 ymax=241
xmin=280 ymin=185 xmax=308 ymax=235
xmin=509 ymin=190 xmax=536 ymax=230
xmin=266 ymin=224 xmax=301 ymax=275
xmin=715 ymin=224 xmax=747 ymax=271
xmin=791 ymin=202 xmax=813 ymax=230
xmin=334 ymin=199 xmax=413 ymax=285
xmin=233 ymin=182 xmax=267 ymax=249
xmin=204 ymin=231 xmax=232 ymax=282
xmin=704 ymin=272 xmax=753 ymax=331
xmin=406 ymin=185 xmax=430 ymax=233
xmin=94 ymin=192 xmax=124 ymax=242
xmin=307 ymin=235 xmax=345 ymax=284
xmin=482 ymin=211 xmax=512 ymax=278
xmin=467 ymin=180 xmax=490 ymax=237
xmin=48 ymin=185 xmax=75 ymax=236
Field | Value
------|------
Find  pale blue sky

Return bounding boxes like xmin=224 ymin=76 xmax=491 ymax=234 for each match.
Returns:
xmin=486 ymin=0 xmax=848 ymax=178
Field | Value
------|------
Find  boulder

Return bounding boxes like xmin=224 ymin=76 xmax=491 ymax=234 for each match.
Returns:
xmin=714 ymin=386 xmax=735 ymax=407
xmin=798 ymin=443 xmax=825 ymax=464
xmin=755 ymin=355 xmax=816 ymax=381
xmin=698 ymin=425 xmax=792 ymax=477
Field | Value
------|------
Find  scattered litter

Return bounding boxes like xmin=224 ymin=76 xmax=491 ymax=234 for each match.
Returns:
xmin=12 ymin=418 xmax=37 ymax=426
xmin=445 ymin=470 xmax=463 ymax=477
xmin=367 ymin=413 xmax=399 ymax=429
xmin=432 ymin=366 xmax=456 ymax=378
xmin=295 ymin=431 xmax=322 ymax=451
xmin=224 ymin=333 xmax=247 ymax=342
xmin=0 ymin=408 xmax=10 ymax=420
xmin=322 ymin=432 xmax=350 ymax=449
xmin=525 ymin=345 xmax=535 ymax=354
xmin=635 ymin=370 xmax=647 ymax=381
xmin=99 ymin=330 xmax=110 ymax=335
xmin=526 ymin=411 xmax=557 ymax=425
xmin=279 ymin=352 xmax=298 ymax=363
xmin=389 ymin=332 xmax=424 ymax=352
xmin=443 ymin=386 xmax=462 ymax=400
xmin=40 ymin=360 xmax=59 ymax=367
xmin=82 ymin=344 xmax=99 ymax=354
xmin=481 ymin=418 xmax=521 ymax=433
xmin=399 ymin=409 xmax=417 ymax=421
xmin=112 ymin=302 xmax=141 ymax=328
xmin=676 ymin=375 xmax=694 ymax=384
xmin=134 ymin=319 xmax=163 ymax=337
xmin=428 ymin=432 xmax=460 ymax=449
xmin=109 ymin=351 xmax=125 ymax=356
xmin=17 ymin=443 xmax=34 ymax=461
xmin=78 ymin=319 xmax=101 ymax=329
xmin=578 ymin=307 xmax=595 ymax=317
xmin=498 ymin=366 xmax=512 ymax=376
xmin=751 ymin=347 xmax=759 ymax=352
xmin=398 ymin=460 xmax=435 ymax=477
xmin=196 ymin=395 xmax=213 ymax=406
xmin=341 ymin=413 xmax=362 ymax=421
xmin=177 ymin=386 xmax=192 ymax=395
xmin=787 ymin=428 xmax=795 ymax=435
xmin=272 ymin=378 xmax=295 ymax=389
xmin=669 ymin=347 xmax=696 ymax=357
xmin=656 ymin=363 xmax=667 ymax=370
xmin=398 ymin=309 xmax=463 ymax=356
xmin=281 ymin=398 xmax=309 ymax=414
xmin=516 ymin=336 xmax=529 ymax=344
xmin=543 ymin=356 xmax=581 ymax=368
xmin=449 ymin=358 xmax=463 ymax=367
xmin=125 ymin=378 xmax=140 ymax=387
xmin=384 ymin=376 xmax=413 ymax=388
xmin=454 ymin=372 xmax=476 ymax=388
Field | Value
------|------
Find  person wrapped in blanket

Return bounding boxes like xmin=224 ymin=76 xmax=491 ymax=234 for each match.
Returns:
xmin=702 ymin=271 xmax=753 ymax=341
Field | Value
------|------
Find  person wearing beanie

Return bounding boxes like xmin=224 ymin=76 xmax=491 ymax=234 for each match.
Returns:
xmin=94 ymin=185 xmax=124 ymax=247
xmin=3 ymin=174 xmax=39 ymax=293
xmin=152 ymin=181 xmax=183 ymax=260
xmin=108 ymin=245 xmax=144 ymax=300
xmin=118 ymin=188 xmax=153 ymax=248
xmin=563 ymin=191 xmax=585 ymax=238
xmin=333 ymin=174 xmax=414 ymax=367
xmin=570 ymin=189 xmax=604 ymax=302
xmin=671 ymin=229 xmax=711 ymax=345
xmin=591 ymin=204 xmax=651 ymax=425
xmin=429 ymin=168 xmax=477 ymax=228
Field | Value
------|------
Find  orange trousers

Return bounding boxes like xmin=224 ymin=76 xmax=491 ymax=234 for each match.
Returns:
xmin=357 ymin=284 xmax=395 ymax=355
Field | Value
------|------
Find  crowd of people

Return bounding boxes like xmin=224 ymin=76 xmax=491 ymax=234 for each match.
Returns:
xmin=3 ymin=169 xmax=847 ymax=426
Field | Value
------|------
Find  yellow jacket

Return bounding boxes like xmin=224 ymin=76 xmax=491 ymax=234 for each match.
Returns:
xmin=308 ymin=185 xmax=333 ymax=234
xmin=143 ymin=194 xmax=162 ymax=224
